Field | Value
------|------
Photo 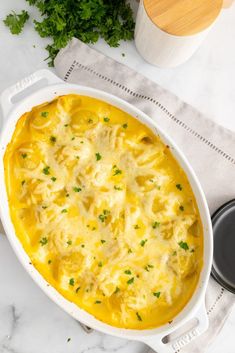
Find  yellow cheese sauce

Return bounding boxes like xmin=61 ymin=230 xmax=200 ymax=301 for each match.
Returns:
xmin=4 ymin=94 xmax=203 ymax=329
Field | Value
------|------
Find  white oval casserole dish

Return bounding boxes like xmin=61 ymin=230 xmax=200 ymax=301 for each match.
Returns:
xmin=0 ymin=70 xmax=213 ymax=353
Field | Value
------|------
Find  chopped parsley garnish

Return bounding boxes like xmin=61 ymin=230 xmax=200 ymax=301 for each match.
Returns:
xmin=176 ymin=184 xmax=182 ymax=190
xmin=94 ymin=300 xmax=101 ymax=304
xmin=98 ymin=261 xmax=103 ymax=267
xmin=114 ymin=185 xmax=122 ymax=190
xmin=122 ymin=53 xmax=125 ymax=57
xmin=190 ymin=248 xmax=195 ymax=253
xmin=21 ymin=180 xmax=25 ymax=186
xmin=172 ymin=250 xmax=177 ymax=256
xmin=122 ymin=123 xmax=128 ymax=129
xmin=136 ymin=312 xmax=142 ymax=321
xmin=128 ymin=248 xmax=132 ymax=253
xmin=152 ymin=221 xmax=160 ymax=229
xmin=95 ymin=152 xmax=102 ymax=161
xmin=101 ymin=239 xmax=106 ymax=244
xmin=21 ymin=153 xmax=27 ymax=159
xmin=114 ymin=287 xmax=120 ymax=294
xmin=42 ymin=166 xmax=50 ymax=175
xmin=41 ymin=111 xmax=49 ymax=118
xmin=67 ymin=338 xmax=71 ymax=343
xmin=39 ymin=237 xmax=48 ymax=246
xmin=178 ymin=241 xmax=189 ymax=251
xmin=98 ymin=209 xmax=110 ymax=222
xmin=127 ymin=277 xmax=134 ymax=285
xmin=103 ymin=117 xmax=110 ymax=122
xmin=51 ymin=177 xmax=56 ymax=182
xmin=147 ymin=264 xmax=154 ymax=268
xmin=69 ymin=278 xmax=74 ymax=286
xmin=140 ymin=239 xmax=147 ymax=247
xmin=73 ymin=186 xmax=82 ymax=192
xmin=144 ymin=266 xmax=149 ymax=272
xmin=75 ymin=286 xmax=81 ymax=293
xmin=50 ymin=135 xmax=56 ymax=143
xmin=81 ymin=244 xmax=85 ymax=248
xmin=124 ymin=270 xmax=132 ymax=275
xmin=179 ymin=205 xmax=184 ymax=211
xmin=4 ymin=2 xmax=134 ymax=67
xmin=42 ymin=205 xmax=48 ymax=209
xmin=153 ymin=291 xmax=161 ymax=298
xmin=134 ymin=224 xmax=140 ymax=229
xmin=48 ymin=259 xmax=52 ymax=264
xmin=88 ymin=119 xmax=93 ymax=124
xmin=61 ymin=208 xmax=68 ymax=213
xmin=71 ymin=137 xmax=75 ymax=141
xmin=3 ymin=10 xmax=29 ymax=35
xmin=67 ymin=240 xmax=72 ymax=245
xmin=64 ymin=124 xmax=69 ymax=127
xmin=113 ymin=166 xmax=122 ymax=176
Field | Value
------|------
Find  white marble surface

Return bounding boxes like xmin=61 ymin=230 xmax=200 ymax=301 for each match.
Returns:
xmin=0 ymin=1 xmax=235 ymax=353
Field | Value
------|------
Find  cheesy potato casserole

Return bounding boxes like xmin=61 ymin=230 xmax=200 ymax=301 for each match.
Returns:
xmin=4 ymin=94 xmax=203 ymax=329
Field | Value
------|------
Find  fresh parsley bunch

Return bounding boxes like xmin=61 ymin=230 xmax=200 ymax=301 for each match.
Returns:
xmin=4 ymin=0 xmax=135 ymax=66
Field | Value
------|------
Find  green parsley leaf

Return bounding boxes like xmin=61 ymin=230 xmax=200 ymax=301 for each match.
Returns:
xmin=50 ymin=136 xmax=56 ymax=143
xmin=136 ymin=312 xmax=142 ymax=321
xmin=67 ymin=240 xmax=72 ymax=245
xmin=21 ymin=153 xmax=27 ymax=159
xmin=51 ymin=177 xmax=56 ymax=182
xmin=122 ymin=123 xmax=128 ymax=129
xmin=178 ymin=241 xmax=189 ymax=251
xmin=153 ymin=291 xmax=161 ymax=298
xmin=122 ymin=53 xmax=125 ymax=57
xmin=140 ymin=239 xmax=147 ymax=247
xmin=179 ymin=205 xmax=184 ymax=211
xmin=21 ymin=180 xmax=25 ymax=186
xmin=69 ymin=278 xmax=74 ymax=286
xmin=101 ymin=239 xmax=106 ymax=244
xmin=176 ymin=184 xmax=182 ymax=190
xmin=4 ymin=10 xmax=29 ymax=35
xmin=81 ymin=244 xmax=85 ymax=248
xmin=98 ymin=209 xmax=110 ymax=222
xmin=42 ymin=166 xmax=50 ymax=175
xmin=73 ymin=186 xmax=82 ymax=192
xmin=48 ymin=259 xmax=52 ymax=264
xmin=127 ymin=277 xmax=134 ymax=285
xmin=67 ymin=338 xmax=71 ymax=343
xmin=114 ymin=287 xmax=120 ymax=294
xmin=98 ymin=261 xmax=103 ymax=267
xmin=94 ymin=300 xmax=101 ymax=304
xmin=134 ymin=224 xmax=140 ymax=229
xmin=114 ymin=185 xmax=122 ymax=190
xmin=152 ymin=221 xmax=160 ymax=229
xmin=61 ymin=208 xmax=68 ymax=213
xmin=124 ymin=270 xmax=132 ymax=275
xmin=75 ymin=286 xmax=81 ymax=293
xmin=113 ymin=167 xmax=122 ymax=176
xmin=95 ymin=152 xmax=102 ymax=161
xmin=128 ymin=248 xmax=132 ymax=253
xmin=103 ymin=117 xmax=110 ymax=122
xmin=41 ymin=111 xmax=49 ymax=118
xmin=39 ymin=237 xmax=48 ymax=246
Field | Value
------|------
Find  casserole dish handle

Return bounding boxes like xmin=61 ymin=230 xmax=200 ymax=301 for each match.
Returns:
xmin=0 ymin=69 xmax=62 ymax=119
xmin=144 ymin=303 xmax=208 ymax=353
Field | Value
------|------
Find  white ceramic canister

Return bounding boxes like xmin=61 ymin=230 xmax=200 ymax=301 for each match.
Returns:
xmin=135 ymin=0 xmax=225 ymax=68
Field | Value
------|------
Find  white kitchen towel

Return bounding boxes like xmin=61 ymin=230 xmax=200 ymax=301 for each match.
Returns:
xmin=54 ymin=38 xmax=235 ymax=353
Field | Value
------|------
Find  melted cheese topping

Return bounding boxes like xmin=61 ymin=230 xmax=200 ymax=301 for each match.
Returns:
xmin=4 ymin=94 xmax=203 ymax=329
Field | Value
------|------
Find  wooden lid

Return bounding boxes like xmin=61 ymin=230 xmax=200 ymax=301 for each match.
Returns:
xmin=143 ymin=0 xmax=223 ymax=36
